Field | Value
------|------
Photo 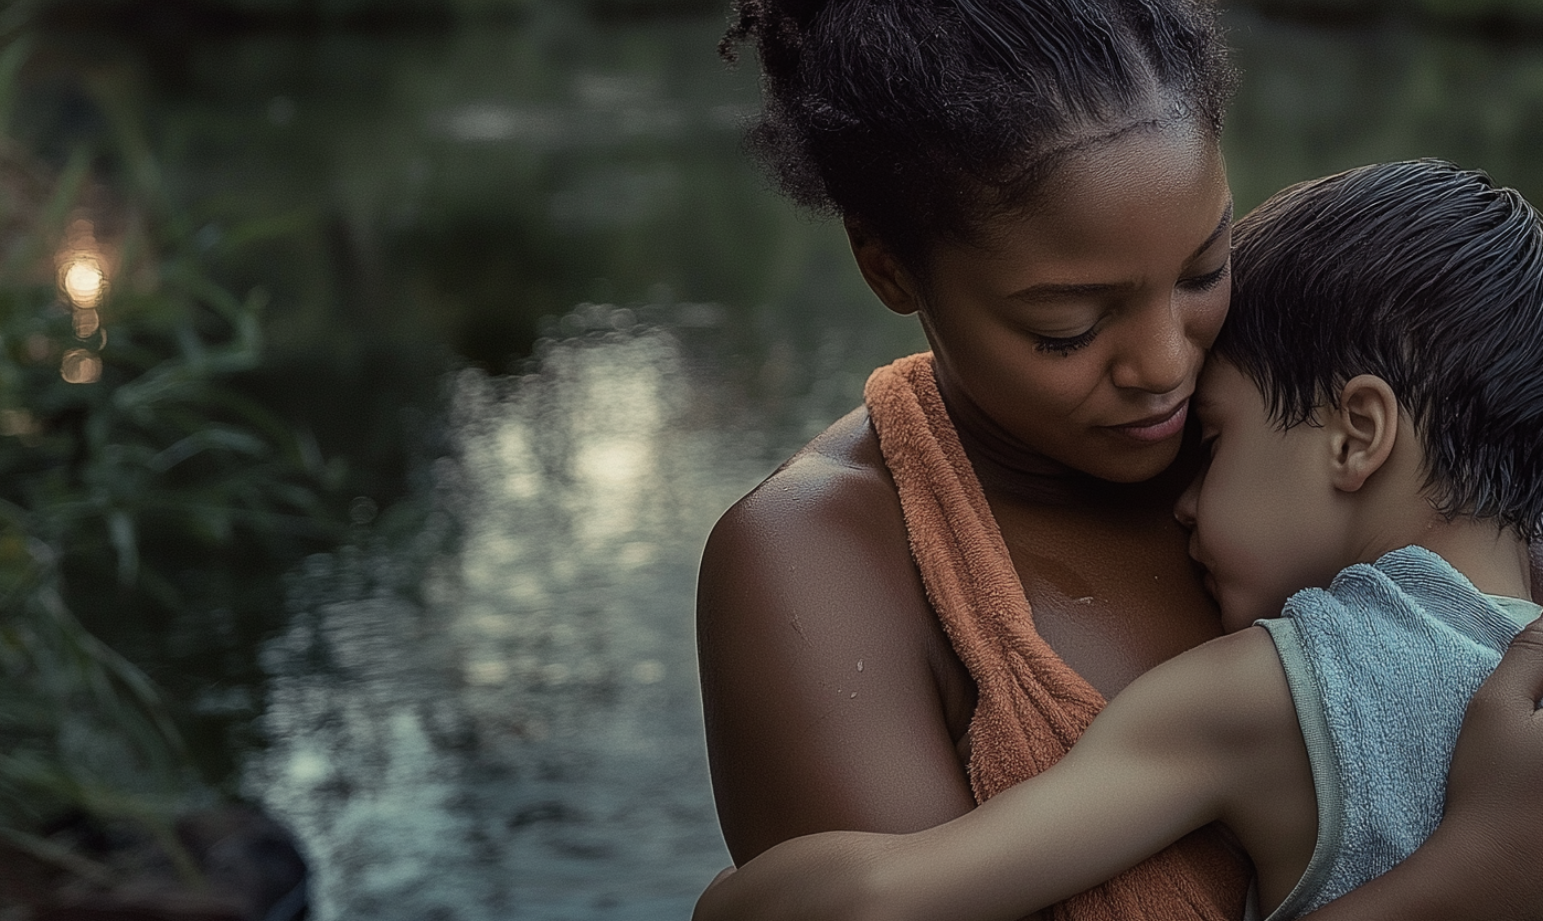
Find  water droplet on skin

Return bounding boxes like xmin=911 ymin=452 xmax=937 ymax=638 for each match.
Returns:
xmin=849 ymin=692 xmax=857 ymax=699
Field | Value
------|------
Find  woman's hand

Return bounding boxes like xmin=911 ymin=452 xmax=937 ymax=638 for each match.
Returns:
xmin=1438 ymin=616 xmax=1543 ymax=919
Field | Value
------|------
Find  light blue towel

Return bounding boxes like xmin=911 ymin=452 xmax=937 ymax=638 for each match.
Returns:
xmin=1256 ymin=545 xmax=1539 ymax=921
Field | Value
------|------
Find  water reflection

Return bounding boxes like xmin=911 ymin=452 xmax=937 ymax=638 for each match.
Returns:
xmin=248 ymin=305 xmax=847 ymax=920
xmin=75 ymin=7 xmax=1543 ymax=919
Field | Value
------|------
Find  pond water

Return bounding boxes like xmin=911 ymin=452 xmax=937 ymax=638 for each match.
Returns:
xmin=241 ymin=305 xmax=920 ymax=919
xmin=31 ymin=6 xmax=1543 ymax=920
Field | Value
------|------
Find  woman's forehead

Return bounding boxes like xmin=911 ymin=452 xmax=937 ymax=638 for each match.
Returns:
xmin=937 ymin=128 xmax=1230 ymax=286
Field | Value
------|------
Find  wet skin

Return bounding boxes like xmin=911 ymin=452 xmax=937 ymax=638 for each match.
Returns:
xmin=696 ymin=120 xmax=1543 ymax=917
xmin=697 ymin=122 xmax=1234 ymax=878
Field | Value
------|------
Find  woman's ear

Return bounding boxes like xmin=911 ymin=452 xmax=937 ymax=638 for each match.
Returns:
xmin=1326 ymin=374 xmax=1400 ymax=492
xmin=846 ymin=221 xmax=923 ymax=316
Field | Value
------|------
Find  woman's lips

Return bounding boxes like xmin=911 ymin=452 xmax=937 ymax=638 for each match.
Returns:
xmin=1106 ymin=400 xmax=1188 ymax=443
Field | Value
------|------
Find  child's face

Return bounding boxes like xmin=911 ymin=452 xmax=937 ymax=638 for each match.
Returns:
xmin=1175 ymin=360 xmax=1355 ymax=631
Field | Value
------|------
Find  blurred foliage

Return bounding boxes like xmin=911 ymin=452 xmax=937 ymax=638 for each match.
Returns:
xmin=10 ymin=0 xmax=1543 ymax=32
xmin=1220 ymin=4 xmax=1543 ymax=216
xmin=4 ymin=0 xmax=1540 ymax=883
xmin=7 ymin=0 xmax=724 ymax=31
xmin=0 ymin=28 xmax=342 ymax=877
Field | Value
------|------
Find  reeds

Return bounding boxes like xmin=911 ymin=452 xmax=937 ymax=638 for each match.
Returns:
xmin=0 ymin=30 xmax=338 ymax=893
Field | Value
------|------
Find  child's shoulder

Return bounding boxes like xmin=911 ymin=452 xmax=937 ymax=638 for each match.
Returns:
xmin=1093 ymin=627 xmax=1317 ymax=904
xmin=1067 ymin=627 xmax=1301 ymax=794
xmin=1104 ymin=626 xmax=1293 ymax=753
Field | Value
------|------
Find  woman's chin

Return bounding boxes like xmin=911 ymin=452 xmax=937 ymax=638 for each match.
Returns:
xmin=1081 ymin=433 xmax=1187 ymax=484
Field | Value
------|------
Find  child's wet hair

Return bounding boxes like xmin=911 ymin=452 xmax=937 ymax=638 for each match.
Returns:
xmin=1220 ymin=159 xmax=1543 ymax=538
xmin=720 ymin=0 xmax=1234 ymax=272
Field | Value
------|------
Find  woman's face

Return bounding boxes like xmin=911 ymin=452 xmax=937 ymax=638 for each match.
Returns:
xmin=911 ymin=123 xmax=1233 ymax=483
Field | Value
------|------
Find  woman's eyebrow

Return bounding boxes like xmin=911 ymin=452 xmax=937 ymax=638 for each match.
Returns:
xmin=1193 ymin=200 xmax=1234 ymax=259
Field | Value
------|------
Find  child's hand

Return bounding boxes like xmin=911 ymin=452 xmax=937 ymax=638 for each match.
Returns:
xmin=1443 ymin=616 xmax=1543 ymax=920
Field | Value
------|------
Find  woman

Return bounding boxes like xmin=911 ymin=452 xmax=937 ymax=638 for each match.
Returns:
xmin=696 ymin=1 xmax=1543 ymax=918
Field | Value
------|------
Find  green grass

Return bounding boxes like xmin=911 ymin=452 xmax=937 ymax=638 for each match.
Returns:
xmin=0 ymin=31 xmax=341 ymax=884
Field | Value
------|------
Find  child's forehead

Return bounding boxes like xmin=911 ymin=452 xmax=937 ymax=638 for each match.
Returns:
xmin=1194 ymin=360 xmax=1245 ymax=412
xmin=1192 ymin=359 xmax=1276 ymax=429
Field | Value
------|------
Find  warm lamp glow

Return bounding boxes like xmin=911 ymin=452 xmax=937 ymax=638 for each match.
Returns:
xmin=73 ymin=307 xmax=100 ymax=338
xmin=53 ymin=220 xmax=111 ymax=383
xmin=61 ymin=257 xmax=106 ymax=309
xmin=60 ymin=348 xmax=101 ymax=384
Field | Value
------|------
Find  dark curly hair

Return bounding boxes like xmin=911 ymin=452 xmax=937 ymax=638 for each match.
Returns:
xmin=1219 ymin=159 xmax=1543 ymax=539
xmin=721 ymin=0 xmax=1235 ymax=272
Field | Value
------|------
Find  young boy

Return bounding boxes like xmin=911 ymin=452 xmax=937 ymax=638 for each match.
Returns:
xmin=692 ymin=159 xmax=1543 ymax=921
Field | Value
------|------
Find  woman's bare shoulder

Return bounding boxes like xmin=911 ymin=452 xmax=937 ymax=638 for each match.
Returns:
xmin=698 ymin=404 xmax=933 ymax=659
xmin=698 ymin=406 xmax=977 ymax=861
xmin=721 ymin=406 xmax=896 ymax=531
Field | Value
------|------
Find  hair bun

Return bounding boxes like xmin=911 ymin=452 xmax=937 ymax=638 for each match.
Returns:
xmin=722 ymin=0 xmax=1234 ymax=275
xmin=720 ymin=0 xmax=829 ymax=67
xmin=781 ymin=0 xmax=829 ymax=27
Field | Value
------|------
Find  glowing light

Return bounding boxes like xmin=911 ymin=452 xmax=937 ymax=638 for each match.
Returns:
xmin=60 ymin=349 xmax=101 ymax=384
xmin=55 ymin=219 xmax=111 ymax=311
xmin=25 ymin=335 xmax=51 ymax=362
xmin=73 ymin=307 xmax=100 ymax=338
xmin=53 ymin=219 xmax=111 ymax=381
xmin=0 ymin=410 xmax=38 ymax=437
xmin=60 ymin=257 xmax=106 ymax=309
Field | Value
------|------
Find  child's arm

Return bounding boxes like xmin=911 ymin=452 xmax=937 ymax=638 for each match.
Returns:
xmin=693 ymin=626 xmax=1312 ymax=921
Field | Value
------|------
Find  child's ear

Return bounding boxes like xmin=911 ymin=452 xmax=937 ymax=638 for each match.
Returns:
xmin=847 ymin=221 xmax=923 ymax=317
xmin=1325 ymin=374 xmax=1399 ymax=492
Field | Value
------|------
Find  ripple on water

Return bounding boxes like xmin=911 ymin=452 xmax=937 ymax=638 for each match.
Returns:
xmin=246 ymin=323 xmax=758 ymax=920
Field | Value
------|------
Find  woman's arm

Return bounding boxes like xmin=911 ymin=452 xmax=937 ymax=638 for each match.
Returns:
xmin=694 ymin=628 xmax=1308 ymax=921
xmin=1299 ymin=616 xmax=1543 ymax=921
xmin=696 ymin=410 xmax=979 ymax=864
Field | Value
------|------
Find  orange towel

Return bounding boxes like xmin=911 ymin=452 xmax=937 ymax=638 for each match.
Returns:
xmin=864 ymin=352 xmax=1251 ymax=921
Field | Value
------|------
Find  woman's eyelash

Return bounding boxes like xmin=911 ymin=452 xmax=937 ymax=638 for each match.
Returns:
xmin=1033 ymin=264 xmax=1226 ymax=355
xmin=1034 ymin=327 xmax=1099 ymax=355
xmin=1182 ymin=262 xmax=1230 ymax=292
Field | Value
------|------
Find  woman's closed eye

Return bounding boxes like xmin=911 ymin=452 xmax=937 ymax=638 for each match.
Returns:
xmin=1033 ymin=326 xmax=1100 ymax=355
xmin=1180 ymin=261 xmax=1230 ymax=292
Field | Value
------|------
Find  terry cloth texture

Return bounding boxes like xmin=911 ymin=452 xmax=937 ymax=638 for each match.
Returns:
xmin=863 ymin=352 xmax=1252 ymax=921
xmin=1257 ymin=546 xmax=1541 ymax=921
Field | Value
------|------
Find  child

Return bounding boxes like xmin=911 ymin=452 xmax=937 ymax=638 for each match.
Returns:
xmin=692 ymin=158 xmax=1543 ymax=921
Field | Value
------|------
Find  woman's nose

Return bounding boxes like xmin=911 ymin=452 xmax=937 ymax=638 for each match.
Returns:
xmin=1111 ymin=300 xmax=1199 ymax=395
